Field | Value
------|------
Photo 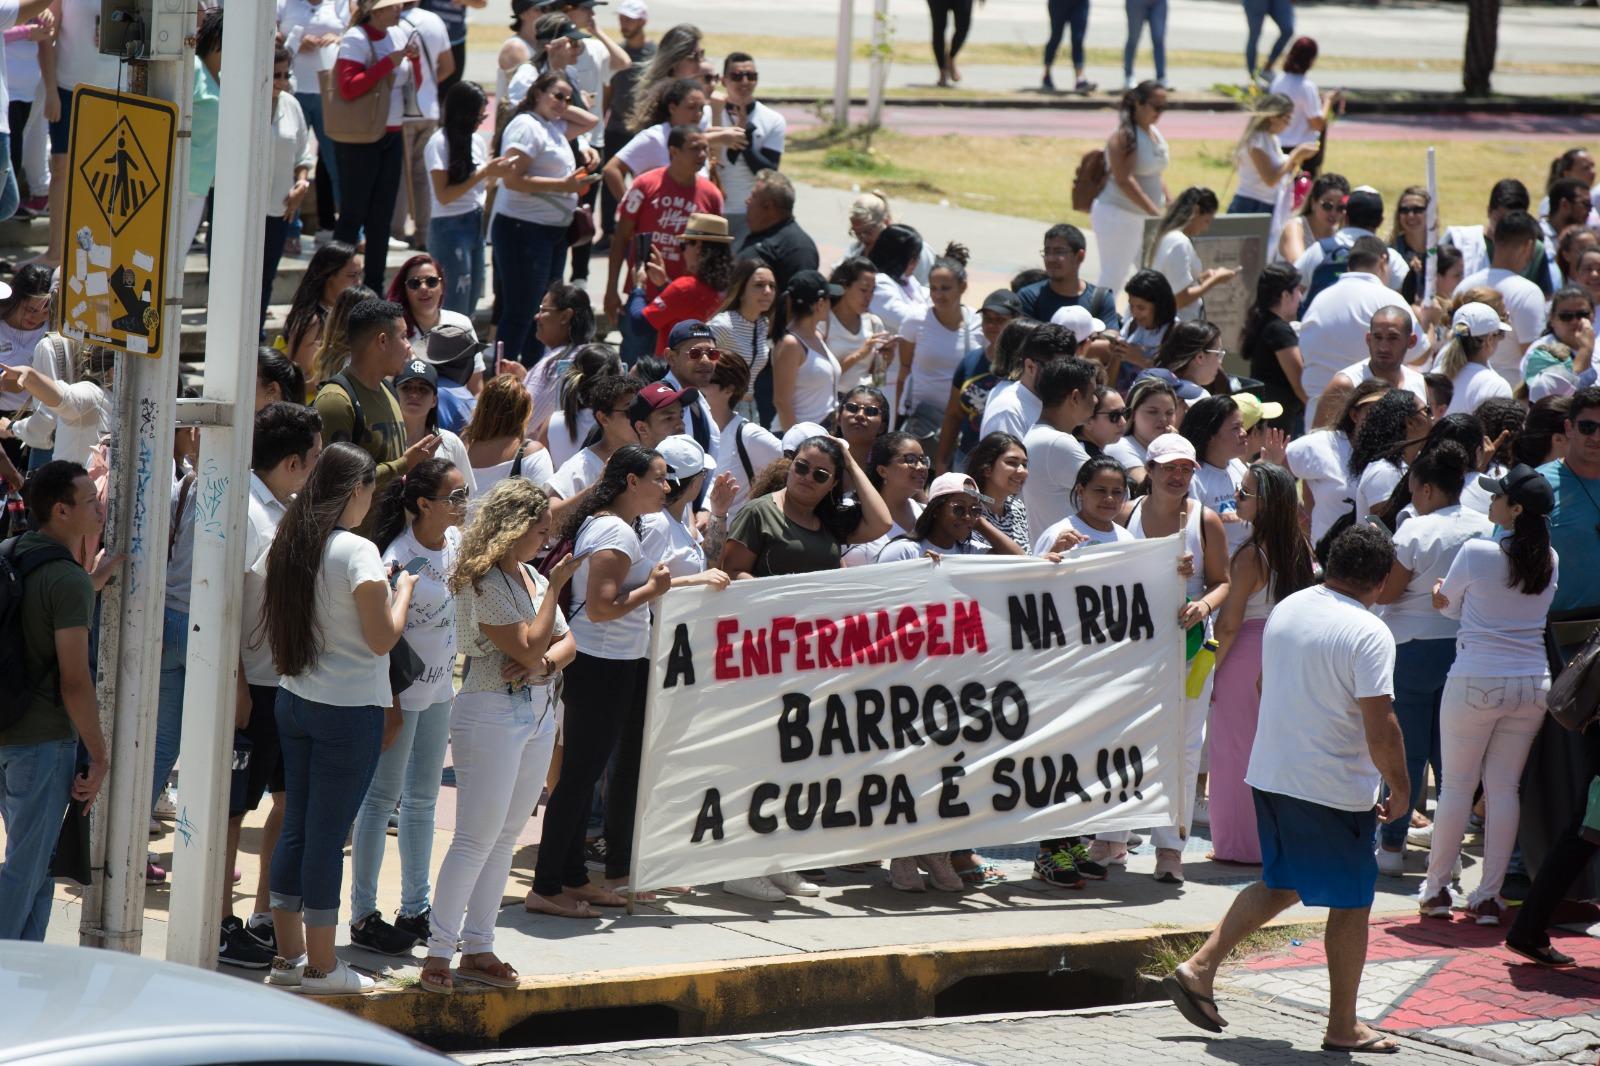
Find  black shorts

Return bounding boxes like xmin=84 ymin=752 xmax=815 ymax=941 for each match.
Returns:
xmin=240 ymin=684 xmax=285 ymax=812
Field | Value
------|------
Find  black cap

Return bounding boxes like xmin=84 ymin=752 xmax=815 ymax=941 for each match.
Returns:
xmin=421 ymin=322 xmax=486 ymax=386
xmin=980 ymin=289 xmax=1022 ymax=317
xmin=534 ymin=17 xmax=591 ymax=41
xmin=786 ymin=269 xmax=844 ymax=305
xmin=394 ymin=358 xmax=437 ymax=391
xmin=666 ymin=319 xmax=716 ymax=349
xmin=1477 ymin=463 xmax=1555 ymax=517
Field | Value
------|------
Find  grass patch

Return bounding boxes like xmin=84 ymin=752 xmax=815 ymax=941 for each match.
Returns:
xmin=1144 ymin=920 xmax=1324 ymax=977
xmin=782 ymin=129 xmax=1570 ymax=230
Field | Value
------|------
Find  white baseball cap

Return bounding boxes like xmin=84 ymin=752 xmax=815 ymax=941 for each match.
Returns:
xmin=617 ymin=0 xmax=648 ymax=17
xmin=1145 ymin=432 xmax=1198 ymax=466
xmin=1451 ymin=301 xmax=1514 ymax=339
xmin=1529 ymin=366 xmax=1579 ymax=403
xmin=1049 ymin=305 xmax=1106 ymax=343
xmin=781 ymin=422 xmax=831 ymax=455
xmin=657 ymin=434 xmax=716 ymax=481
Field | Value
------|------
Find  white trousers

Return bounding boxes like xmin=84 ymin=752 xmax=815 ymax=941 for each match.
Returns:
xmin=1090 ymin=197 xmax=1150 ymax=295
xmin=426 ymin=686 xmax=558 ymax=959
xmin=1421 ymin=674 xmax=1547 ymax=905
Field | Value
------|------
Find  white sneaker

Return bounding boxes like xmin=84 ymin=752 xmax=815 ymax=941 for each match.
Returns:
xmin=300 ymin=959 xmax=375 ymax=996
xmin=1407 ymin=823 xmax=1433 ymax=849
xmin=1123 ymin=76 xmax=1137 ymax=91
xmin=722 ymin=876 xmax=786 ymax=902
xmin=154 ymin=789 xmax=178 ymax=820
xmin=770 ymin=871 xmax=821 ymax=897
xmin=313 ymin=229 xmax=335 ymax=248
xmin=1376 ymin=846 xmax=1406 ymax=877
xmin=268 ymin=953 xmax=306 ymax=987
xmin=1191 ymin=798 xmax=1211 ymax=828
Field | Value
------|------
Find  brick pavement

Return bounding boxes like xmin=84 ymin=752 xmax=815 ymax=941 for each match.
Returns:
xmin=460 ymin=1000 xmax=1488 ymax=1065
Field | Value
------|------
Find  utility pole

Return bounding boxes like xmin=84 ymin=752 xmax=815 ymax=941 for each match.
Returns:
xmin=78 ymin=0 xmax=196 ymax=954
xmin=165 ymin=0 xmax=275 ymax=968
xmin=832 ymin=0 xmax=853 ymax=129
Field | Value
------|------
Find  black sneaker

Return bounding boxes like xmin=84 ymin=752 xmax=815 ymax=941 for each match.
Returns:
xmin=218 ymin=916 xmax=274 ymax=969
xmin=245 ymin=915 xmax=276 ymax=953
xmin=1501 ymin=870 xmax=1532 ymax=903
xmin=1033 ymin=848 xmax=1086 ymax=889
xmin=392 ymin=908 xmax=431 ymax=946
xmin=1066 ymin=842 xmax=1109 ymax=880
xmin=349 ymin=911 xmax=420 ymax=956
xmin=584 ymin=837 xmax=608 ymax=872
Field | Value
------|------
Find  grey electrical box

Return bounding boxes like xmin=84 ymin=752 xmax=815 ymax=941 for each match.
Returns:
xmin=99 ymin=0 xmax=194 ymax=62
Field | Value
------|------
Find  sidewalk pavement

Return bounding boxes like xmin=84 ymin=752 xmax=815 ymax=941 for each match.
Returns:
xmin=462 ymin=1000 xmax=1490 ymax=1065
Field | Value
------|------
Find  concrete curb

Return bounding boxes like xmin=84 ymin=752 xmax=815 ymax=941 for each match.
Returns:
xmin=322 ymin=916 xmax=1323 ymax=1052
xmin=764 ymin=92 xmax=1600 ymax=116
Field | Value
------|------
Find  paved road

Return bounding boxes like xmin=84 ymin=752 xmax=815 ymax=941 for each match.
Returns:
xmin=458 ymin=1000 xmax=1489 ymax=1065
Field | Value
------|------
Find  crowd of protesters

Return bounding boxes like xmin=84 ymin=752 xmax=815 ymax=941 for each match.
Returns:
xmin=0 ymin=1 xmax=1596 ymax=1022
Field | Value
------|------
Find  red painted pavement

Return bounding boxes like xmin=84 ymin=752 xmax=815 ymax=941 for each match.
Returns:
xmin=1242 ymin=910 xmax=1600 ymax=1032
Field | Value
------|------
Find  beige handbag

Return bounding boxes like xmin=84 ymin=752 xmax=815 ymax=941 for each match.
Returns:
xmin=318 ymin=33 xmax=394 ymax=146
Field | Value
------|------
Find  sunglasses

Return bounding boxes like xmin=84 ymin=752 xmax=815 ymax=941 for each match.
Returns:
xmin=725 ymin=70 xmax=758 ymax=82
xmin=1575 ymin=419 xmax=1600 ymax=437
xmin=843 ymin=401 xmax=882 ymax=417
xmin=273 ymin=70 xmax=292 ymax=81
xmin=1316 ymin=200 xmax=1344 ymax=212
xmin=1097 ymin=409 xmax=1128 ymax=423
xmin=426 ymin=487 xmax=471 ymax=506
xmin=406 ymin=275 xmax=442 ymax=290
xmin=944 ymin=502 xmax=979 ymax=519
xmin=684 ymin=345 xmax=720 ymax=362
xmin=549 ymin=91 xmax=572 ymax=103
xmin=1556 ymin=309 xmax=1594 ymax=322
xmin=896 ymin=454 xmax=932 ymax=468
xmin=1397 ymin=205 xmax=1427 ymax=216
xmin=791 ymin=458 xmax=834 ymax=484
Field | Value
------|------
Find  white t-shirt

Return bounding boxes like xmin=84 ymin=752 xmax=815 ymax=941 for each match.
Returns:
xmin=1449 ymin=360 xmax=1514 ymax=416
xmin=716 ymin=100 xmax=786 ymax=216
xmin=568 ymin=38 xmax=615 ymax=148
xmin=1296 ymin=271 xmax=1427 ymax=416
xmin=978 ymin=380 xmax=1040 ymax=442
xmin=611 ymin=120 xmax=713 ymax=179
xmin=381 ymin=525 xmax=460 ymax=710
xmin=471 ymin=441 xmax=556 ymax=498
xmin=1459 ymin=461 xmax=1501 ymax=516
xmin=336 ymin=24 xmax=413 ymax=130
xmin=497 ymin=112 xmax=575 ymax=225
xmin=4 ymin=25 xmax=37 ymax=107
xmin=640 ymin=508 xmax=705 ymax=579
xmin=278 ymin=0 xmax=350 ymax=93
xmin=241 ymin=474 xmax=288 ymax=687
xmin=712 ymin=415 xmax=783 ymax=519
xmin=1103 ymin=434 xmax=1150 ymax=472
xmin=1439 ymin=536 xmax=1558 ymax=679
xmin=1286 ymin=428 xmax=1354 ymax=544
xmin=869 ymin=273 xmax=929 ymax=336
xmin=55 ymin=0 xmax=120 ymax=92
xmin=1021 ymin=422 xmax=1089 ymax=535
xmin=1188 ymin=459 xmax=1250 ymax=557
xmin=1383 ymin=504 xmax=1494 ymax=644
xmin=1235 ymin=130 xmax=1284 ymax=204
xmin=1457 ymin=267 xmax=1547 ymax=386
xmin=0 ymin=319 xmax=46 ymax=407
xmin=546 ymin=446 xmax=605 ymax=499
xmin=269 ymin=91 xmax=316 ymax=211
xmin=826 ymin=309 xmax=888 ymax=394
xmin=876 ymin=537 xmax=980 ymax=563
xmin=279 ymin=530 xmax=393 ymax=709
xmin=840 ymin=504 xmax=922 ymax=567
xmin=399 ymin=7 xmax=450 ymax=120
xmin=546 ymin=408 xmax=596 ymax=470
xmin=48 ymin=379 xmax=110 ymax=469
xmin=1354 ymin=459 xmax=1404 ymax=522
xmin=1153 ymin=230 xmax=1205 ymax=323
xmin=1246 ymin=583 xmax=1397 ymax=811
xmin=899 ymin=304 xmax=980 ymax=414
xmin=425 ymin=129 xmax=489 ymax=218
xmin=1269 ymin=70 xmax=1321 ymax=148
xmin=1333 ymin=359 xmax=1429 ymax=408
xmin=568 ymin=514 xmax=653 ymax=660
xmin=1035 ymin=513 xmax=1135 ymax=556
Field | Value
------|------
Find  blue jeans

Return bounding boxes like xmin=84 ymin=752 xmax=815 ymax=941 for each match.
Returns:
xmin=270 ymin=689 xmax=382 ymax=928
xmin=1045 ymin=0 xmax=1090 ymax=72
xmin=1229 ymin=193 xmax=1277 ymax=215
xmin=150 ymin=606 xmax=187 ymax=813
xmin=1380 ymin=637 xmax=1454 ymax=848
xmin=491 ymin=212 xmax=568 ymax=366
xmin=618 ymin=304 xmax=657 ymax=366
xmin=1242 ymin=0 xmax=1295 ymax=75
xmin=0 ymin=738 xmax=76 ymax=941
xmin=1123 ymin=0 xmax=1168 ymax=80
xmin=430 ymin=208 xmax=485 ymax=318
xmin=262 ymin=215 xmax=290 ymax=339
xmin=349 ymin=697 xmax=451 ymax=920
xmin=0 ymin=132 xmax=19 ymax=222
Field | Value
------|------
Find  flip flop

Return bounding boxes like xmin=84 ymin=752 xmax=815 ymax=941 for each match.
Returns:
xmin=1321 ymin=1036 xmax=1400 ymax=1054
xmin=1163 ymin=973 xmax=1225 ymax=1034
xmin=523 ymin=893 xmax=598 ymax=919
xmin=566 ymin=885 xmax=627 ymax=908
xmin=957 ymin=862 xmax=1008 ymax=886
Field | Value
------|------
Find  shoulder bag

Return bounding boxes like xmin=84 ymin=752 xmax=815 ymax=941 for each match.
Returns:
xmin=319 ymin=32 xmax=393 ymax=146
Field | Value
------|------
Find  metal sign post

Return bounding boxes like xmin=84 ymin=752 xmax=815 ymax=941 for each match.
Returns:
xmin=165 ymin=0 xmax=275 ymax=969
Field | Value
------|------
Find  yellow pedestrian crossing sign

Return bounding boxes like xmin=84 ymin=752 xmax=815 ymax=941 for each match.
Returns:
xmin=59 ymin=87 xmax=176 ymax=358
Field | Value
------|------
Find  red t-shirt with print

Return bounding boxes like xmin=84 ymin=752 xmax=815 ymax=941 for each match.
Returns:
xmin=621 ymin=167 xmax=724 ymax=297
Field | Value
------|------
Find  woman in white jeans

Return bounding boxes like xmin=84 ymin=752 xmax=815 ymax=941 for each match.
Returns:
xmin=1420 ymin=464 xmax=1558 ymax=927
xmin=1091 ymin=81 xmax=1169 ymax=295
xmin=420 ymin=477 xmax=579 ymax=994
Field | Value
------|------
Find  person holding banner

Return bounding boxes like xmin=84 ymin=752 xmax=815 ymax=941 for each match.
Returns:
xmin=532 ymin=445 xmax=673 ymax=910
xmin=642 ymin=435 xmax=735 ymax=591
xmin=841 ymin=431 xmax=926 ymax=567
xmin=878 ymin=472 xmax=1026 ymax=564
xmin=967 ymin=432 xmax=1033 ymax=553
xmin=1166 ymin=525 xmax=1408 ymax=1055
xmin=1091 ymin=433 xmax=1229 ymax=882
xmin=1034 ymin=456 xmax=1135 ymax=554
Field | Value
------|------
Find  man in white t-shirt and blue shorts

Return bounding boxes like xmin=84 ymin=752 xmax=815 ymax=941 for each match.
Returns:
xmin=1164 ymin=524 xmax=1411 ymax=1054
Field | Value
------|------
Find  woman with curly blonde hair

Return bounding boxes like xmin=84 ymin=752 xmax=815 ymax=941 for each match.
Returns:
xmin=422 ymin=478 xmax=579 ymax=992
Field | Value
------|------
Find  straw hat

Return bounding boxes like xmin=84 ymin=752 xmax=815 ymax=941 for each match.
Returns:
xmin=681 ymin=213 xmax=734 ymax=244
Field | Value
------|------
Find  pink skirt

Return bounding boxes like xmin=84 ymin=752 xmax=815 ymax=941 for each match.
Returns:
xmin=1209 ymin=618 xmax=1266 ymax=864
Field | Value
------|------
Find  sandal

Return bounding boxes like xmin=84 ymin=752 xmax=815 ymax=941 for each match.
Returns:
xmin=957 ymin=862 xmax=1007 ymax=886
xmin=419 ymin=962 xmax=453 ymax=995
xmin=457 ymin=955 xmax=520 ymax=989
xmin=524 ymin=892 xmax=599 ymax=919
xmin=1321 ymin=1035 xmax=1399 ymax=1054
xmin=1163 ymin=972 xmax=1226 ymax=1033
xmin=565 ymin=883 xmax=627 ymax=908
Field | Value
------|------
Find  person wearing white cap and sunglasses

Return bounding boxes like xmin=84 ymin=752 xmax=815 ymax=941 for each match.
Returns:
xmin=642 ymin=434 xmax=736 ymax=592
xmin=1089 ymin=433 xmax=1230 ymax=882
xmin=1434 ymin=302 xmax=1514 ymax=418
xmin=877 ymin=471 xmax=1024 ymax=564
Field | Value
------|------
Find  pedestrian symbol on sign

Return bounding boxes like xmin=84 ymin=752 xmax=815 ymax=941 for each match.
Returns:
xmin=79 ymin=117 xmax=158 ymax=236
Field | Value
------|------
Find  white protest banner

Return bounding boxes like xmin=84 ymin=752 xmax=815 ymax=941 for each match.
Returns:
xmin=630 ymin=537 xmax=1188 ymax=892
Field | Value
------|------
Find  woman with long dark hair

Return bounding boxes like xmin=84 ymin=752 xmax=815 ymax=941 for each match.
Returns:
xmin=829 ymin=256 xmax=897 ymax=398
xmin=710 ymin=259 xmax=778 ymax=423
xmin=256 ymin=347 xmax=306 ymax=411
xmin=1034 ymin=455 xmax=1134 ymax=552
xmin=1278 ymin=171 xmax=1347 ymax=265
xmin=1157 ymin=320 xmax=1227 ymax=396
xmin=282 ymin=241 xmax=362 ymax=382
xmin=262 ymin=442 xmax=412 ymax=994
xmin=386 ymin=253 xmax=481 ymax=376
xmin=1242 ymin=263 xmax=1306 ymax=430
xmin=837 ymin=384 xmax=891 ymax=470
xmin=965 ymin=431 xmax=1031 ymax=552
xmin=1348 ymin=388 xmax=1430 ymax=521
xmin=494 ymin=70 xmax=600 ymax=365
xmin=347 ymin=457 xmax=467 ymax=957
xmin=637 ymin=213 xmax=737 ymax=354
xmin=523 ymin=285 xmax=600 ymax=436
xmin=1373 ymin=412 xmax=1485 ymax=526
xmin=1181 ymin=394 xmax=1252 ymax=555
xmin=1521 ymin=285 xmax=1594 ymax=396
xmin=1147 ymin=187 xmax=1235 ymax=322
xmin=1110 ymin=269 xmax=1176 ymax=392
xmin=541 ymin=343 xmax=621 ymax=470
xmin=1422 ymin=465 xmax=1558 ymax=926
xmin=867 ymin=225 xmax=931 ymax=369
xmin=1092 ymin=81 xmax=1168 ymax=293
xmin=771 ymin=270 xmax=844 ymax=431
xmin=1105 ymin=375 xmax=1178 ymax=485
xmin=1208 ymin=461 xmax=1314 ymax=863
xmin=427 ymin=81 xmax=509 ymax=317
xmin=1514 ymin=396 xmax=1570 ymax=468
xmin=531 ymin=445 xmax=673 ymax=915
xmin=842 ymin=431 xmax=927 ymax=566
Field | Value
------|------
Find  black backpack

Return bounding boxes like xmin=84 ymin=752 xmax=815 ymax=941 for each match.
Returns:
xmin=319 ymin=371 xmax=400 ymax=449
xmin=0 ymin=535 xmax=78 ymax=733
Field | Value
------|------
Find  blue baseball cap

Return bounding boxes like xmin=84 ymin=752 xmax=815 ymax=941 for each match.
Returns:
xmin=666 ymin=319 xmax=716 ymax=350
xmin=1136 ymin=366 xmax=1207 ymax=403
